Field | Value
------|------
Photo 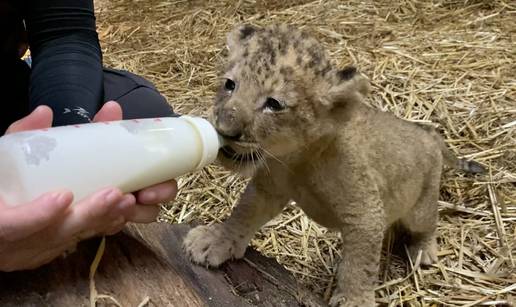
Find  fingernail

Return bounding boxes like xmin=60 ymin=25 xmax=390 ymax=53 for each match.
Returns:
xmin=34 ymin=105 xmax=48 ymax=113
xmin=48 ymin=191 xmax=68 ymax=204
xmin=104 ymin=100 xmax=119 ymax=108
xmin=48 ymin=192 xmax=61 ymax=201
xmin=118 ymin=194 xmax=135 ymax=208
xmin=104 ymin=189 xmax=121 ymax=203
xmin=56 ymin=191 xmax=72 ymax=205
xmin=143 ymin=191 xmax=157 ymax=202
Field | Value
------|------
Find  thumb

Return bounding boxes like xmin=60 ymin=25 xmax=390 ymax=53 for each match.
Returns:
xmin=6 ymin=105 xmax=53 ymax=134
xmin=0 ymin=190 xmax=73 ymax=241
xmin=93 ymin=101 xmax=123 ymax=122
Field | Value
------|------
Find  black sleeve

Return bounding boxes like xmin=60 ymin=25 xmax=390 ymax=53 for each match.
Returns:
xmin=23 ymin=0 xmax=103 ymax=126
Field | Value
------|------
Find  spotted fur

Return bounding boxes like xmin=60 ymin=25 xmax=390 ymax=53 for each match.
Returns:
xmin=184 ymin=24 xmax=485 ymax=306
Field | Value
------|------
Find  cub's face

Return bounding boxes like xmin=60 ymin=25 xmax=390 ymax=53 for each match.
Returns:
xmin=213 ymin=24 xmax=367 ymax=175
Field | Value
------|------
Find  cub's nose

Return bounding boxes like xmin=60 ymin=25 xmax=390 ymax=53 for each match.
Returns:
xmin=215 ymin=107 xmax=243 ymax=141
xmin=216 ymin=129 xmax=242 ymax=141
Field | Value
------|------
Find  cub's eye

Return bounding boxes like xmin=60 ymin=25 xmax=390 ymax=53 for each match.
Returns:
xmin=224 ymin=79 xmax=236 ymax=91
xmin=263 ymin=97 xmax=285 ymax=112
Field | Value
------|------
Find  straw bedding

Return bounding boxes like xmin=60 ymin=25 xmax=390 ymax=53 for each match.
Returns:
xmin=95 ymin=0 xmax=515 ymax=305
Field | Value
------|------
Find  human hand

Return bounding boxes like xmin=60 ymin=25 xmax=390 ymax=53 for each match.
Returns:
xmin=90 ymin=101 xmax=178 ymax=224
xmin=0 ymin=102 xmax=177 ymax=271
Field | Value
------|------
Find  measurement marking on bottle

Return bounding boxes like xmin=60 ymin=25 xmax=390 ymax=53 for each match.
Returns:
xmin=74 ymin=125 xmax=81 ymax=128
xmin=132 ymin=119 xmax=140 ymax=123
xmin=154 ymin=118 xmax=162 ymax=122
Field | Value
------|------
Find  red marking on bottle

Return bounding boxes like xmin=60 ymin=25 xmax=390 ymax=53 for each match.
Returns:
xmin=154 ymin=118 xmax=162 ymax=122
xmin=41 ymin=128 xmax=49 ymax=132
xmin=102 ymin=121 xmax=110 ymax=125
xmin=74 ymin=125 xmax=81 ymax=128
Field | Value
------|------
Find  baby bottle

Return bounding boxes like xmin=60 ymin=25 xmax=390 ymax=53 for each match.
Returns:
xmin=0 ymin=116 xmax=222 ymax=206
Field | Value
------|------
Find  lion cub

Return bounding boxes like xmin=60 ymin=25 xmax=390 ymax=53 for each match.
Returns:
xmin=183 ymin=24 xmax=484 ymax=306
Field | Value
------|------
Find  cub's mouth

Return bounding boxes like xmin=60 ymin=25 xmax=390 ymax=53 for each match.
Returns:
xmin=219 ymin=145 xmax=261 ymax=163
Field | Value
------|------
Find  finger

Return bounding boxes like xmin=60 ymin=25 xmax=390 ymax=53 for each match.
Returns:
xmin=135 ymin=180 xmax=178 ymax=205
xmin=63 ymin=188 xmax=124 ymax=235
xmin=93 ymin=101 xmax=123 ymax=122
xmin=15 ymin=242 xmax=75 ymax=271
xmin=93 ymin=194 xmax=134 ymax=236
xmin=0 ymin=190 xmax=72 ymax=241
xmin=50 ymin=188 xmax=136 ymax=243
xmin=6 ymin=105 xmax=53 ymax=134
xmin=125 ymin=204 xmax=161 ymax=223
xmin=114 ymin=194 xmax=137 ymax=217
xmin=104 ymin=217 xmax=127 ymax=236
xmin=23 ymin=191 xmax=133 ymax=250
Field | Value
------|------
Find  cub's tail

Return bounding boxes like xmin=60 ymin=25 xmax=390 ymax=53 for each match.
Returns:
xmin=417 ymin=123 xmax=486 ymax=174
xmin=440 ymin=145 xmax=486 ymax=174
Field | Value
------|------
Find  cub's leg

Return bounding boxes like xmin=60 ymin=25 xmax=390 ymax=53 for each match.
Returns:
xmin=183 ymin=177 xmax=288 ymax=267
xmin=401 ymin=186 xmax=439 ymax=265
xmin=330 ymin=200 xmax=385 ymax=307
xmin=400 ymin=174 xmax=441 ymax=266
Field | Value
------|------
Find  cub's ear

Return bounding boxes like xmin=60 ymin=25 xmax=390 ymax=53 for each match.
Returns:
xmin=337 ymin=66 xmax=357 ymax=81
xmin=320 ymin=66 xmax=370 ymax=108
xmin=227 ymin=24 xmax=258 ymax=52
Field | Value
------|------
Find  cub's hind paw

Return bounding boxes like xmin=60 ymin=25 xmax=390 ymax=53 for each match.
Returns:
xmin=329 ymin=292 xmax=375 ymax=307
xmin=408 ymin=236 xmax=438 ymax=266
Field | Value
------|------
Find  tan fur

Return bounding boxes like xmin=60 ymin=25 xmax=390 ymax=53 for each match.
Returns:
xmin=183 ymin=24 xmax=484 ymax=306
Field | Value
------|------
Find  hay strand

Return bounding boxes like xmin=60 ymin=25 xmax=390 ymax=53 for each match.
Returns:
xmin=96 ymin=0 xmax=516 ymax=305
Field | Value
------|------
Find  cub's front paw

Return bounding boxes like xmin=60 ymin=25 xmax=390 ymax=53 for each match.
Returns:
xmin=183 ymin=224 xmax=248 ymax=267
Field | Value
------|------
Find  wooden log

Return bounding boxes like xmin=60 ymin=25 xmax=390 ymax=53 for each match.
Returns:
xmin=0 ymin=223 xmax=326 ymax=307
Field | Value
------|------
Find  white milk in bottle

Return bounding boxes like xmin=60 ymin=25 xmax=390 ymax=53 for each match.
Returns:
xmin=0 ymin=116 xmax=222 ymax=206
